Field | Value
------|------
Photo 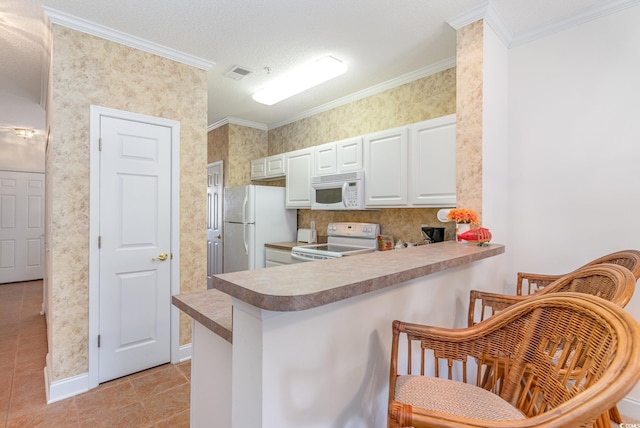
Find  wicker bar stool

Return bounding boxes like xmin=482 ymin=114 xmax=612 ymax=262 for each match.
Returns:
xmin=468 ymin=262 xmax=637 ymax=426
xmin=515 ymin=249 xmax=640 ymax=296
xmin=387 ymin=293 xmax=640 ymax=428
xmin=468 ymin=264 xmax=635 ymax=327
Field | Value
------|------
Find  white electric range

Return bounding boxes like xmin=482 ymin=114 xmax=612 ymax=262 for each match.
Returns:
xmin=291 ymin=222 xmax=380 ymax=262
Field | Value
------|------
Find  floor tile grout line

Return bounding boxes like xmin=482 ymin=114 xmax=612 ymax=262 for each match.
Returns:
xmin=135 ymin=378 xmax=157 ymax=426
xmin=3 ymin=280 xmax=193 ymax=426
xmin=4 ymin=284 xmax=21 ymax=428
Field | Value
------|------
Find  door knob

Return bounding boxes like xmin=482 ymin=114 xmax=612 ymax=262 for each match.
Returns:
xmin=152 ymin=252 xmax=168 ymax=261
xmin=216 ymin=234 xmax=221 ymax=239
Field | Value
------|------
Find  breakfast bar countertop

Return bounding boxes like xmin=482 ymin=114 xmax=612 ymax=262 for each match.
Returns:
xmin=172 ymin=241 xmax=504 ymax=340
xmin=172 ymin=289 xmax=232 ymax=343
xmin=214 ymin=241 xmax=504 ymax=312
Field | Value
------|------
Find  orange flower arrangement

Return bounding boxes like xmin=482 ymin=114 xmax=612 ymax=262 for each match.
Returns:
xmin=446 ymin=208 xmax=479 ymax=224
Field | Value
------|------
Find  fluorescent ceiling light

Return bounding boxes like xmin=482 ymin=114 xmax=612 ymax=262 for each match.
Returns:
xmin=252 ymin=56 xmax=347 ymax=106
xmin=15 ymin=128 xmax=35 ymax=138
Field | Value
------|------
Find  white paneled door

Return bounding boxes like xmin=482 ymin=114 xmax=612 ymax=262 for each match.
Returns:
xmin=207 ymin=161 xmax=223 ymax=288
xmin=0 ymin=171 xmax=44 ymax=284
xmin=98 ymin=116 xmax=172 ymax=383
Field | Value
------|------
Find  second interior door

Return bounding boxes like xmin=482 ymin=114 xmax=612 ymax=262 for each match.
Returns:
xmin=98 ymin=114 xmax=172 ymax=383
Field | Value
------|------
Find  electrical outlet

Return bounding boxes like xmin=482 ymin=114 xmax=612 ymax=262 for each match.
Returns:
xmin=310 ymin=220 xmax=316 ymax=230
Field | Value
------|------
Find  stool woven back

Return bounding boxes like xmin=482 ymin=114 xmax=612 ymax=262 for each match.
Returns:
xmin=388 ymin=293 xmax=640 ymax=428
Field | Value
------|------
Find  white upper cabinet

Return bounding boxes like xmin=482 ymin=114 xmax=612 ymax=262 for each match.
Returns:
xmin=363 ymin=127 xmax=408 ymax=207
xmin=266 ymin=154 xmax=285 ymax=177
xmin=336 ymin=137 xmax=363 ymax=173
xmin=252 ymin=115 xmax=454 ymax=209
xmin=285 ymin=148 xmax=313 ymax=208
xmin=313 ymin=143 xmax=337 ymax=176
xmin=251 ymin=158 xmax=267 ymax=179
xmin=408 ymin=114 xmax=456 ymax=206
xmin=313 ymin=137 xmax=363 ymax=176
xmin=251 ymin=153 xmax=286 ymax=180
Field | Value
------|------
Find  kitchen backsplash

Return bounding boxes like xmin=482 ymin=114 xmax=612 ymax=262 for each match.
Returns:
xmin=297 ymin=208 xmax=456 ymax=245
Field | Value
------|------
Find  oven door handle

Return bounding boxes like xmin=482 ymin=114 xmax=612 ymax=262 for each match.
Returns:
xmin=291 ymin=252 xmax=315 ymax=262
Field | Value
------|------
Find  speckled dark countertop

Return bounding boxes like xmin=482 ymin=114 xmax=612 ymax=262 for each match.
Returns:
xmin=216 ymin=241 xmax=503 ymax=311
xmin=264 ymin=241 xmax=302 ymax=250
xmin=172 ymin=289 xmax=232 ymax=343
xmin=265 ymin=239 xmax=327 ymax=250
xmin=173 ymin=241 xmax=504 ymax=339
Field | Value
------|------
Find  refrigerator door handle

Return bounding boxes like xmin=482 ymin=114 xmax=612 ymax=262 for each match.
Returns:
xmin=242 ymin=187 xmax=249 ymax=224
xmin=243 ymin=223 xmax=249 ymax=255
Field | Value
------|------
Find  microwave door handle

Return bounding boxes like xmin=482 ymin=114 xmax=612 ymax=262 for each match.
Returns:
xmin=341 ymin=182 xmax=349 ymax=208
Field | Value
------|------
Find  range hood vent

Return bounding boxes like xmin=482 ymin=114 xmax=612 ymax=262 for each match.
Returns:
xmin=225 ymin=65 xmax=254 ymax=80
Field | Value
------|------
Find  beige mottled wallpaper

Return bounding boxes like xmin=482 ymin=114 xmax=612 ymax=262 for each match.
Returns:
xmin=208 ymin=124 xmax=228 ymax=164
xmin=228 ymin=124 xmax=267 ymax=186
xmin=208 ymin=123 xmax=268 ymax=187
xmin=298 ymin=209 xmax=456 ymax=245
xmin=48 ymin=26 xmax=208 ymax=381
xmin=268 ymin=68 xmax=456 ymax=154
xmin=455 ymin=20 xmax=484 ymax=220
xmin=267 ymin=67 xmax=457 ymax=243
xmin=208 ymin=124 xmax=229 ymax=186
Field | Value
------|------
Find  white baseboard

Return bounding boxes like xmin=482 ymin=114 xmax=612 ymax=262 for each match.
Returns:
xmin=617 ymin=396 xmax=640 ymax=422
xmin=177 ymin=343 xmax=192 ymax=362
xmin=45 ymin=342 xmax=190 ymax=404
xmin=45 ymin=353 xmax=89 ymax=404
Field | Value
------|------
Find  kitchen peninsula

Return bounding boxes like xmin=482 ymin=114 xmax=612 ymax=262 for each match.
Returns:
xmin=173 ymin=241 xmax=505 ymax=428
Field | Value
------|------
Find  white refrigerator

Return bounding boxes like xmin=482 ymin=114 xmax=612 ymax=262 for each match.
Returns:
xmin=223 ymin=185 xmax=297 ymax=273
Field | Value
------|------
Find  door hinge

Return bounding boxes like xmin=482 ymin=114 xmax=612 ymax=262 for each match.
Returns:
xmin=98 ymin=235 xmax=102 ymax=249
xmin=98 ymin=334 xmax=101 ymax=348
xmin=99 ymin=137 xmax=102 ymax=151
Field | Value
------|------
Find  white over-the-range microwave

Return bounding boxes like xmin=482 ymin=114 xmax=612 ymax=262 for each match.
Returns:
xmin=310 ymin=170 xmax=366 ymax=210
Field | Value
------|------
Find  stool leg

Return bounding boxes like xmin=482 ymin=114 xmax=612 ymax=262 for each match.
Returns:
xmin=608 ymin=405 xmax=623 ymax=424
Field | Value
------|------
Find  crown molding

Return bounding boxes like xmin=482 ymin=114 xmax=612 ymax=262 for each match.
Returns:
xmin=267 ymin=57 xmax=456 ymax=130
xmin=43 ymin=7 xmax=214 ymax=71
xmin=510 ymin=0 xmax=640 ymax=47
xmin=483 ymin=2 xmax=513 ymax=47
xmin=208 ymin=117 xmax=268 ymax=132
xmin=447 ymin=1 xmax=513 ymax=47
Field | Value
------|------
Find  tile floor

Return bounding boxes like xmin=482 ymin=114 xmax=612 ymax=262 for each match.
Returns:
xmin=2 ymin=280 xmax=639 ymax=427
xmin=0 ymin=280 xmax=191 ymax=428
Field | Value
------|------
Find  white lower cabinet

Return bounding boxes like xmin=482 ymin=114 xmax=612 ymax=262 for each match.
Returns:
xmin=265 ymin=248 xmax=292 ymax=267
xmin=285 ymin=148 xmax=313 ymax=208
xmin=409 ymin=114 xmax=456 ymax=206
xmin=363 ymin=127 xmax=408 ymax=207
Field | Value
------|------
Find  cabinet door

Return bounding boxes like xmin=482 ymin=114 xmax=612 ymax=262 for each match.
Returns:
xmin=266 ymin=154 xmax=285 ymax=177
xmin=363 ymin=127 xmax=408 ymax=206
xmin=251 ymin=158 xmax=266 ymax=180
xmin=285 ymin=148 xmax=313 ymax=208
xmin=265 ymin=248 xmax=292 ymax=266
xmin=313 ymin=143 xmax=337 ymax=176
xmin=336 ymin=137 xmax=363 ymax=172
xmin=409 ymin=115 xmax=456 ymax=206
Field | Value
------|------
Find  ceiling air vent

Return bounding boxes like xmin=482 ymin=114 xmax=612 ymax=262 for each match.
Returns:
xmin=225 ymin=65 xmax=254 ymax=80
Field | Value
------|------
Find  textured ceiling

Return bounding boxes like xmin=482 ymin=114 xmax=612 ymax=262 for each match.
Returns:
xmin=0 ymin=0 xmax=636 ymax=151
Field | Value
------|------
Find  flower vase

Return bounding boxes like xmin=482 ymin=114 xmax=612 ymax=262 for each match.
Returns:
xmin=456 ymin=223 xmax=471 ymax=243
